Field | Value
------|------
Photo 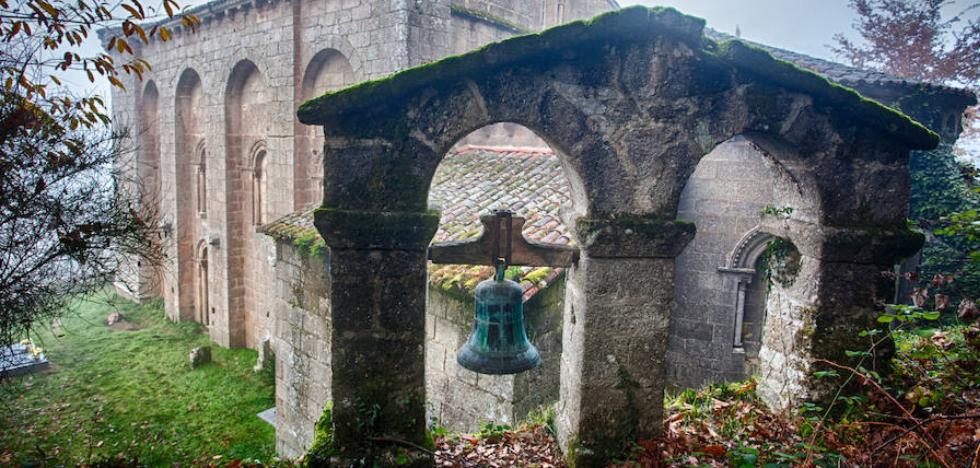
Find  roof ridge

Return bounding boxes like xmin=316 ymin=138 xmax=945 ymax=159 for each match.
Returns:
xmin=452 ymin=144 xmax=555 ymax=155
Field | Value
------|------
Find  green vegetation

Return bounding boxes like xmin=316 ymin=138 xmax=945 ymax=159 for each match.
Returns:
xmin=760 ymin=237 xmax=802 ymax=288
xmin=0 ymin=295 xmax=276 ymax=465
xmin=910 ymin=146 xmax=980 ymax=311
xmin=611 ymin=327 xmax=979 ymax=466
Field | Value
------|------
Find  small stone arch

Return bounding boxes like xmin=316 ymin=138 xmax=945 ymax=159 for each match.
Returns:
xmin=249 ymin=142 xmax=269 ymax=225
xmin=726 ymin=227 xmax=775 ymax=270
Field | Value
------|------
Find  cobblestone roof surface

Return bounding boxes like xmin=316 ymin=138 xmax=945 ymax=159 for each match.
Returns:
xmin=263 ymin=145 xmax=572 ymax=301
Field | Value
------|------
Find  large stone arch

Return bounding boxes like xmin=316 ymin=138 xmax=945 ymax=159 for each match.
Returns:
xmin=136 ymin=80 xmax=162 ymax=300
xmin=295 ymin=49 xmax=356 ymax=209
xmin=669 ymin=133 xmax=819 ymax=389
xmin=174 ymin=68 xmax=204 ymax=323
xmin=298 ymin=7 xmax=934 ymax=466
xmin=223 ymin=59 xmax=270 ymax=348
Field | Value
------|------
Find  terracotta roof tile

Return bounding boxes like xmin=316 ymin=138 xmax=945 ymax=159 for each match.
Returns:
xmin=262 ymin=145 xmax=572 ymax=301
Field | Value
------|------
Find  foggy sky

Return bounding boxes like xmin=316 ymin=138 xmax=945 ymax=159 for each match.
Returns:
xmin=61 ymin=1 xmax=979 ymax=101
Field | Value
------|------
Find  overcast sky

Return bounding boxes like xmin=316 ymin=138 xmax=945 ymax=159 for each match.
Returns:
xmin=619 ymin=0 xmax=978 ymax=62
xmin=63 ymin=1 xmax=978 ymax=100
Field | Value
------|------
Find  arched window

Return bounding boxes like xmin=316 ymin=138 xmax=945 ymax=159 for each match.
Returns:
xmin=252 ymin=149 xmax=267 ymax=225
xmin=197 ymin=144 xmax=208 ymax=215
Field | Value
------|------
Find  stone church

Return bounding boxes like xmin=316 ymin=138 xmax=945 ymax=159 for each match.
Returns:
xmin=105 ymin=0 xmax=976 ymax=460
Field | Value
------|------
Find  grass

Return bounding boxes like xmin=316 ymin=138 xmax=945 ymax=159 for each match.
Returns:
xmin=0 ymin=293 xmax=277 ymax=465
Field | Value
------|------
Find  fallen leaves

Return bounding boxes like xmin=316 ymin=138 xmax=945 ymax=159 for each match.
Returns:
xmin=435 ymin=424 xmax=565 ymax=467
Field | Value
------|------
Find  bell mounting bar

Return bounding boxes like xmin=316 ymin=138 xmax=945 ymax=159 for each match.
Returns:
xmin=429 ymin=210 xmax=579 ymax=267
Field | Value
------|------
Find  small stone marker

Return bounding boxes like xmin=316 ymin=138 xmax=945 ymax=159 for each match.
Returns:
xmin=253 ymin=338 xmax=272 ymax=372
xmin=106 ymin=312 xmax=123 ymax=326
xmin=189 ymin=346 xmax=211 ymax=369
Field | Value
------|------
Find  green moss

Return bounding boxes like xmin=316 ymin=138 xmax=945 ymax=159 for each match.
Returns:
xmin=292 ymin=230 xmax=328 ymax=259
xmin=449 ymin=4 xmax=529 ymax=34
xmin=709 ymin=39 xmax=938 ymax=149
xmin=523 ymin=267 xmax=553 ymax=285
xmin=304 ymin=401 xmax=336 ymax=466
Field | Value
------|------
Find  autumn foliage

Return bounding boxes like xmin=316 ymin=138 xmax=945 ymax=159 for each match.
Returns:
xmin=0 ymin=1 xmax=196 ymax=347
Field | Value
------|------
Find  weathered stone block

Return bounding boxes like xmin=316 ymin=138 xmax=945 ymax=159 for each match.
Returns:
xmin=189 ymin=346 xmax=211 ymax=369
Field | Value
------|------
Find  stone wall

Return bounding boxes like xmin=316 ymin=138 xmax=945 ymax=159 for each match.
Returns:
xmin=270 ymin=241 xmax=331 ymax=458
xmin=270 ymin=236 xmax=566 ymax=453
xmin=108 ymin=0 xmax=614 ymax=350
xmin=668 ymin=136 xmax=780 ymax=389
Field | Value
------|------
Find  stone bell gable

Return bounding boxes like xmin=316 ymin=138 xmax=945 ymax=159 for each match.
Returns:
xmin=299 ymin=6 xmax=937 ymax=465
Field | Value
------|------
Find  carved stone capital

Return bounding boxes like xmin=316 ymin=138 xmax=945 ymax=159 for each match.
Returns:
xmin=574 ymin=215 xmax=696 ymax=258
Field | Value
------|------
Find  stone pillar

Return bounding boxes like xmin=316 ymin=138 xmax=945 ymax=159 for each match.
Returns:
xmin=755 ymin=222 xmax=924 ymax=411
xmin=557 ymin=216 xmax=695 ymax=467
xmin=313 ymin=208 xmax=440 ymax=466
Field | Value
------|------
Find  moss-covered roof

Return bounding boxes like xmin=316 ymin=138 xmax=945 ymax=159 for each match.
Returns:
xmin=262 ymin=145 xmax=573 ymax=300
xmin=298 ymin=5 xmax=938 ymax=150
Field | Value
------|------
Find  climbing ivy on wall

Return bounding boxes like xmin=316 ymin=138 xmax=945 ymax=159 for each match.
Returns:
xmin=759 ymin=237 xmax=802 ymax=290
xmin=909 ymin=146 xmax=980 ymax=308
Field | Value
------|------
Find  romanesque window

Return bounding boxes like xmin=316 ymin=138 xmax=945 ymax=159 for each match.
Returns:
xmin=197 ymin=146 xmax=208 ymax=215
xmin=252 ymin=150 xmax=267 ymax=225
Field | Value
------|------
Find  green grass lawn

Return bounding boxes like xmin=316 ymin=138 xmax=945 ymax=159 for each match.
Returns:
xmin=0 ymin=293 xmax=277 ymax=465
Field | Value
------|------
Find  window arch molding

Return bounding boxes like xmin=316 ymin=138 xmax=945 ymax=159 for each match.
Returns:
xmin=195 ymin=139 xmax=208 ymax=215
xmin=247 ymin=140 xmax=269 ymax=226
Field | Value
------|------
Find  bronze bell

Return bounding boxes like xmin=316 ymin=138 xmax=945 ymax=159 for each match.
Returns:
xmin=457 ymin=257 xmax=541 ymax=375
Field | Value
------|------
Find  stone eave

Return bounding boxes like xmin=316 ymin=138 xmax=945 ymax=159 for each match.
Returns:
xmin=97 ymin=0 xmax=283 ymax=49
xmin=298 ymin=5 xmax=939 ymax=151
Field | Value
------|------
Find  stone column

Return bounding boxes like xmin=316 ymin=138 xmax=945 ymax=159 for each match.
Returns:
xmin=557 ymin=216 xmax=695 ymax=467
xmin=755 ymin=222 xmax=924 ymax=411
xmin=313 ymin=208 xmax=440 ymax=466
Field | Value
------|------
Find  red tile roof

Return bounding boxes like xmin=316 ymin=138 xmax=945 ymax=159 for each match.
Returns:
xmin=262 ymin=145 xmax=573 ymax=300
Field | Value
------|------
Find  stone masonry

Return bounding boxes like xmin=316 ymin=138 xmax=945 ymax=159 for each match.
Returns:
xmin=104 ymin=0 xmax=615 ymax=457
xmin=299 ymin=6 xmax=941 ymax=465
xmin=107 ymin=1 xmax=978 ymax=465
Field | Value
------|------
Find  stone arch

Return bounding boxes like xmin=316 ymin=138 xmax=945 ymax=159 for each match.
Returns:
xmin=298 ymin=8 xmax=933 ymax=465
xmin=174 ymin=68 xmax=203 ymax=322
xmin=425 ymin=124 xmax=572 ymax=431
xmin=295 ymin=49 xmax=356 ymax=209
xmin=727 ymin=227 xmax=775 ymax=270
xmin=138 ymin=80 xmax=162 ymax=299
xmin=223 ymin=59 xmax=269 ymax=348
xmin=670 ymin=132 xmax=809 ymax=388
xmin=248 ymin=141 xmax=269 ymax=225
xmin=139 ymin=81 xmax=161 ymax=205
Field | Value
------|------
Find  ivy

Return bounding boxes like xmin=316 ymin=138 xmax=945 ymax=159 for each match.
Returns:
xmin=908 ymin=146 xmax=980 ymax=310
xmin=759 ymin=237 xmax=802 ymax=289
